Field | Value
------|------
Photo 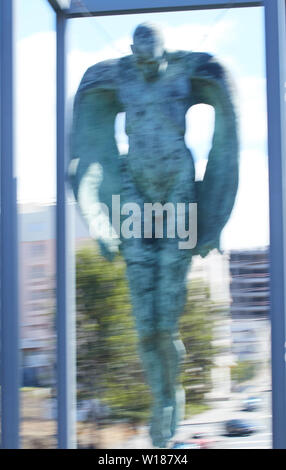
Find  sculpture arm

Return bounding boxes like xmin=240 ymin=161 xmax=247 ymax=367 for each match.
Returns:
xmin=69 ymin=59 xmax=123 ymax=260
xmin=187 ymin=53 xmax=239 ymax=257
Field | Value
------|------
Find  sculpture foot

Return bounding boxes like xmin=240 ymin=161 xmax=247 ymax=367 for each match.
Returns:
xmin=170 ymin=386 xmax=185 ymax=438
xmin=150 ymin=405 xmax=173 ymax=448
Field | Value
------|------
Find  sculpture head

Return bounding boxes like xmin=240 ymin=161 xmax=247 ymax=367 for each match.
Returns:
xmin=131 ymin=23 xmax=167 ymax=82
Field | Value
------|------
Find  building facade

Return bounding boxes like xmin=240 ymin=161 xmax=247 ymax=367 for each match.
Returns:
xmin=19 ymin=203 xmax=89 ymax=385
xmin=229 ymin=248 xmax=271 ymax=367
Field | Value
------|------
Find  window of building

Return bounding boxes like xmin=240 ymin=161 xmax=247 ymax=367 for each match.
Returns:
xmin=30 ymin=243 xmax=46 ymax=257
xmin=30 ymin=265 xmax=45 ymax=279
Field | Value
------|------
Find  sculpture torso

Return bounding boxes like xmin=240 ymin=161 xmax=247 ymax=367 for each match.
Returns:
xmin=117 ymin=54 xmax=195 ymax=203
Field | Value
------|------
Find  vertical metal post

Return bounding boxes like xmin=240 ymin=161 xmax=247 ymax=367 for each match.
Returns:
xmin=0 ymin=0 xmax=20 ymax=449
xmin=56 ymin=12 xmax=77 ymax=448
xmin=264 ymin=0 xmax=286 ymax=449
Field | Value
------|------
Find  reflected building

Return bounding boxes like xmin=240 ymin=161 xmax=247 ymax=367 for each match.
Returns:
xmin=189 ymin=251 xmax=234 ymax=400
xmin=229 ymin=248 xmax=271 ymax=370
xmin=190 ymin=247 xmax=271 ymax=395
xmin=229 ymin=248 xmax=270 ymax=319
xmin=19 ymin=203 xmax=89 ymax=386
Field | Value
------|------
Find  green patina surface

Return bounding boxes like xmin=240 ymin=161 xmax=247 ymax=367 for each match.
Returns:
xmin=70 ymin=23 xmax=239 ymax=447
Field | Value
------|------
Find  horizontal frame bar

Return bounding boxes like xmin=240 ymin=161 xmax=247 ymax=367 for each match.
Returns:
xmin=65 ymin=0 xmax=263 ymax=18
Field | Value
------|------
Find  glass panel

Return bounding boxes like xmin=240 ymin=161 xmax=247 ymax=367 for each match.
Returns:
xmin=67 ymin=5 xmax=270 ymax=450
xmin=16 ymin=0 xmax=57 ymax=449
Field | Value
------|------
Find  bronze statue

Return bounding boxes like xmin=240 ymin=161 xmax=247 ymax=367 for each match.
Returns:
xmin=70 ymin=22 xmax=238 ymax=447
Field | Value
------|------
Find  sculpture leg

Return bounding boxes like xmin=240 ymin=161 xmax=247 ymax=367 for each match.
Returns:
xmin=120 ymin=167 xmax=194 ymax=447
xmin=120 ymin=172 xmax=170 ymax=445
xmin=137 ymin=334 xmax=167 ymax=447
xmin=124 ymin=239 xmax=192 ymax=447
xmin=123 ymin=247 xmax=178 ymax=446
xmin=122 ymin=241 xmax=168 ymax=446
xmin=138 ymin=332 xmax=185 ymax=448
xmin=156 ymin=332 xmax=186 ymax=439
xmin=155 ymin=238 xmax=192 ymax=442
xmin=152 ymin=165 xmax=195 ymax=441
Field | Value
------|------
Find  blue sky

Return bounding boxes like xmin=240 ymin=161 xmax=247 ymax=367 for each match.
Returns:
xmin=16 ymin=0 xmax=268 ymax=249
xmin=17 ymin=0 xmax=265 ymax=79
xmin=68 ymin=7 xmax=265 ymax=75
xmin=17 ymin=0 xmax=54 ymax=38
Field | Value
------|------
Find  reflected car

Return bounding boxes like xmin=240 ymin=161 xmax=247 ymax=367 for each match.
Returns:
xmin=224 ymin=419 xmax=256 ymax=436
xmin=172 ymin=441 xmax=200 ymax=449
xmin=191 ymin=433 xmax=216 ymax=449
xmin=242 ymin=396 xmax=262 ymax=412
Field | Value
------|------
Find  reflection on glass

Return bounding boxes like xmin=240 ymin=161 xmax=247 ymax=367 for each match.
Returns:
xmin=68 ymin=5 xmax=270 ymax=449
xmin=16 ymin=0 xmax=57 ymax=449
xmin=19 ymin=206 xmax=57 ymax=448
xmin=14 ymin=1 xmax=271 ymax=449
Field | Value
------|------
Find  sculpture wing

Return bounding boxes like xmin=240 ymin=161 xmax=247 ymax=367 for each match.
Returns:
xmin=69 ymin=60 xmax=123 ymax=260
xmin=190 ymin=53 xmax=239 ymax=257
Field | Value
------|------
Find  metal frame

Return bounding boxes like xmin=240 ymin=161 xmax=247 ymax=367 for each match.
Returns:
xmin=264 ymin=0 xmax=286 ymax=450
xmin=0 ymin=0 xmax=20 ymax=450
xmin=64 ymin=0 xmax=263 ymax=17
xmin=1 ymin=0 xmax=286 ymax=449
xmin=56 ymin=11 xmax=77 ymax=449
